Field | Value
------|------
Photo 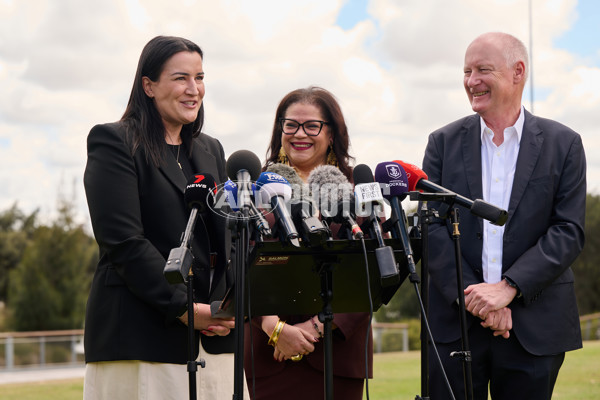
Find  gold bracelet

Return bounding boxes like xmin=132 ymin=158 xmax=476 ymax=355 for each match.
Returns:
xmin=268 ymin=319 xmax=286 ymax=347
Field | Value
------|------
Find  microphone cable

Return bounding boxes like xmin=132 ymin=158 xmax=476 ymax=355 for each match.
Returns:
xmin=399 ymin=214 xmax=457 ymax=400
xmin=373 ymin=160 xmax=457 ymax=399
xmin=387 ymin=214 xmax=457 ymax=399
xmin=411 ymin=277 xmax=457 ymax=400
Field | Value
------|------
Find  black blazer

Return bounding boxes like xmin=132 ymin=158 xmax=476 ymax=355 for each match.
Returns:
xmin=422 ymin=109 xmax=586 ymax=356
xmin=84 ymin=122 xmax=234 ymax=364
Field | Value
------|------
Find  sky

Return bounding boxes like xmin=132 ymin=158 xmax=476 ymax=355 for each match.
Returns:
xmin=1 ymin=0 xmax=600 ymax=228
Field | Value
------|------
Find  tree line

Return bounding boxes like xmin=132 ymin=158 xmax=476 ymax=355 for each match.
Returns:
xmin=1 ymin=194 xmax=599 ymax=332
xmin=0 ymin=199 xmax=97 ymax=331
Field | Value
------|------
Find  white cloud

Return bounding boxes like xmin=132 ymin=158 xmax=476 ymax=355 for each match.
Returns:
xmin=1 ymin=0 xmax=599 ymax=227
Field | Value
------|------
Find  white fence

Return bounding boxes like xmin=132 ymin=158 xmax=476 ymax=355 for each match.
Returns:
xmin=0 ymin=324 xmax=409 ymax=372
xmin=2 ymin=314 xmax=598 ymax=372
xmin=581 ymin=312 xmax=600 ymax=341
xmin=0 ymin=329 xmax=84 ymax=371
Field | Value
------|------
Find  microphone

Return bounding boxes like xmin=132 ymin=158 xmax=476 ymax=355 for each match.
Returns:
xmin=394 ymin=160 xmax=508 ymax=226
xmin=226 ymin=150 xmax=262 ymax=213
xmin=266 ymin=163 xmax=303 ymax=185
xmin=290 ymin=195 xmax=331 ymax=247
xmin=353 ymin=164 xmax=400 ymax=288
xmin=374 ymin=161 xmax=409 ymax=239
xmin=256 ymin=172 xmax=300 ymax=247
xmin=307 ymin=165 xmax=363 ymax=240
xmin=265 ymin=163 xmax=307 ymax=200
xmin=353 ymin=164 xmax=387 ymax=244
xmin=224 ymin=180 xmax=272 ymax=238
xmin=223 ymin=179 xmax=240 ymax=210
xmin=265 ymin=164 xmax=330 ymax=244
xmin=164 ymin=173 xmax=218 ymax=284
xmin=374 ymin=161 xmax=418 ymax=276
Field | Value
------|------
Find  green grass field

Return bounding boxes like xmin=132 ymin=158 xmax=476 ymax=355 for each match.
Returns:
xmin=366 ymin=341 xmax=600 ymax=399
xmin=1 ymin=341 xmax=599 ymax=399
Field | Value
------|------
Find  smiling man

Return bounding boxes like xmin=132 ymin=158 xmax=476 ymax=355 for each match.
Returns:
xmin=422 ymin=32 xmax=586 ymax=400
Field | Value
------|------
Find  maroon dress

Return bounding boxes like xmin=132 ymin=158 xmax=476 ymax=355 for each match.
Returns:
xmin=243 ymin=214 xmax=373 ymax=400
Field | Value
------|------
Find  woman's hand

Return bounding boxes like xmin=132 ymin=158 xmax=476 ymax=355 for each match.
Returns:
xmin=179 ymin=303 xmax=235 ymax=336
xmin=272 ymin=320 xmax=318 ymax=362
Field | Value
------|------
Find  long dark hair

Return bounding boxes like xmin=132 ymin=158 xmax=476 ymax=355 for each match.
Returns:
xmin=264 ymin=86 xmax=354 ymax=180
xmin=121 ymin=35 xmax=204 ymax=166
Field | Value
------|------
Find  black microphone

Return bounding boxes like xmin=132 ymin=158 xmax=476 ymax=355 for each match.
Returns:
xmin=256 ymin=172 xmax=300 ymax=247
xmin=374 ymin=161 xmax=418 ymax=277
xmin=291 ymin=196 xmax=331 ymax=247
xmin=307 ymin=165 xmax=364 ymax=239
xmin=395 ymin=160 xmax=508 ymax=226
xmin=353 ymin=164 xmax=400 ymax=288
xmin=164 ymin=173 xmax=217 ymax=284
xmin=226 ymin=150 xmax=262 ymax=213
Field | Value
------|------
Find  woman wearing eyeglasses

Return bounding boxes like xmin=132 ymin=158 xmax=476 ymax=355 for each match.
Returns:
xmin=243 ymin=86 xmax=373 ymax=400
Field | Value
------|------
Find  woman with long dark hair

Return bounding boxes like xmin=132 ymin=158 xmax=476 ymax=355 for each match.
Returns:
xmin=83 ymin=35 xmax=246 ymax=400
xmin=245 ymin=87 xmax=372 ymax=400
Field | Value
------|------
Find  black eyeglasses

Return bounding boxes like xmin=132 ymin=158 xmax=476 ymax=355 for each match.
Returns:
xmin=279 ymin=118 xmax=328 ymax=136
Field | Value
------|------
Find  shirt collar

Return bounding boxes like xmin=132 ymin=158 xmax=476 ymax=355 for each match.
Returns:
xmin=479 ymin=105 xmax=525 ymax=143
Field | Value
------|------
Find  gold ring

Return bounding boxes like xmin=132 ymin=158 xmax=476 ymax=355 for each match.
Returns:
xmin=290 ymin=354 xmax=303 ymax=362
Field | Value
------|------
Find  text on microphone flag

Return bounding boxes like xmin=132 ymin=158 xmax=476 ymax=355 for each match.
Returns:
xmin=355 ymin=182 xmax=384 ymax=203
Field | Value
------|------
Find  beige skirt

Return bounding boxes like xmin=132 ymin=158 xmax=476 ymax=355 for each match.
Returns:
xmin=84 ymin=345 xmax=248 ymax=400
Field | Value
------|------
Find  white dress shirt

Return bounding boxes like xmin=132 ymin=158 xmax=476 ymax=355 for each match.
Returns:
xmin=480 ymin=106 xmax=524 ymax=283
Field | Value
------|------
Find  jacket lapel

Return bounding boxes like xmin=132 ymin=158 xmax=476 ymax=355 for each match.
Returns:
xmin=462 ymin=115 xmax=484 ymax=200
xmin=461 ymin=115 xmax=484 ymax=232
xmin=159 ymin=134 xmax=220 ymax=193
xmin=190 ymin=134 xmax=218 ymax=179
xmin=189 ymin=134 xmax=227 ymax=297
xmin=161 ymin=147 xmax=187 ymax=193
xmin=507 ymin=110 xmax=543 ymax=225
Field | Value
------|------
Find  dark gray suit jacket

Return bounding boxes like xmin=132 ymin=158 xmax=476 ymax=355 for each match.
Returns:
xmin=422 ymin=109 xmax=586 ymax=356
xmin=84 ymin=122 xmax=234 ymax=364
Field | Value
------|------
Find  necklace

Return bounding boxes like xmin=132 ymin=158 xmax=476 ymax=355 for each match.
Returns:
xmin=166 ymin=135 xmax=182 ymax=169
xmin=175 ymin=144 xmax=182 ymax=169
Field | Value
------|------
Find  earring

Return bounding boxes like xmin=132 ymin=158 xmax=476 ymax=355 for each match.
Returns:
xmin=326 ymin=144 xmax=338 ymax=167
xmin=277 ymin=146 xmax=289 ymax=165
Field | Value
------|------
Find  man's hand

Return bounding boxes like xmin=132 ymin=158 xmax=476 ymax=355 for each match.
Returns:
xmin=464 ymin=280 xmax=517 ymax=319
xmin=480 ymin=308 xmax=512 ymax=339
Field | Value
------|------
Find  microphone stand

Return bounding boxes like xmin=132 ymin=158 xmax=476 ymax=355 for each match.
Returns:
xmin=230 ymin=171 xmax=257 ymax=400
xmin=318 ymin=261 xmax=335 ymax=400
xmin=232 ymin=207 xmax=250 ymax=400
xmin=417 ymin=200 xmax=432 ymax=400
xmin=164 ymin=207 xmax=206 ymax=400
xmin=186 ymin=267 xmax=206 ymax=400
xmin=410 ymin=192 xmax=473 ymax=400
xmin=380 ymin=199 xmax=434 ymax=400
xmin=448 ymin=208 xmax=474 ymax=400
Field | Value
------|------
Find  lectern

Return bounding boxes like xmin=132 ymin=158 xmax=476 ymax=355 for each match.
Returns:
xmin=212 ymin=238 xmax=415 ymax=400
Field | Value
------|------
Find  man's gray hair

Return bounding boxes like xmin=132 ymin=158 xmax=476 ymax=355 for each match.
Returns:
xmin=502 ymin=33 xmax=529 ymax=82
